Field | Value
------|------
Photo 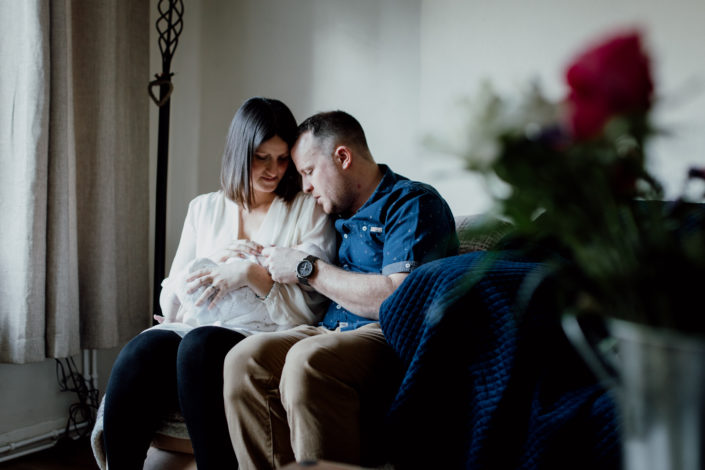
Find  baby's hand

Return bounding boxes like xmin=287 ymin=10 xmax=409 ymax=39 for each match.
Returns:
xmin=210 ymin=240 xmax=264 ymax=263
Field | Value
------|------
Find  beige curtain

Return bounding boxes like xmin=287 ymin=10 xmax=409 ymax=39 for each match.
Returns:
xmin=0 ymin=0 xmax=151 ymax=363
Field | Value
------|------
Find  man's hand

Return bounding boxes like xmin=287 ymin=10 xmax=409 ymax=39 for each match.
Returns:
xmin=262 ymin=246 xmax=309 ymax=284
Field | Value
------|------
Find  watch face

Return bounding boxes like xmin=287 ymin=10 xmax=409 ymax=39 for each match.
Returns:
xmin=297 ymin=259 xmax=314 ymax=278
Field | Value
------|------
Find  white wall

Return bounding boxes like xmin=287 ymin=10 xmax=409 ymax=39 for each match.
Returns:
xmin=0 ymin=348 xmax=119 ymax=456
xmin=162 ymin=0 xmax=422 ymax=274
xmin=162 ymin=0 xmax=705 ymax=273
xmin=418 ymin=0 xmax=705 ymax=214
xmin=0 ymin=359 xmax=80 ymax=448
xmin=195 ymin=0 xmax=421 ymax=192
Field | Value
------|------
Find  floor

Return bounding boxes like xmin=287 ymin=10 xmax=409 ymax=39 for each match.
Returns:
xmin=0 ymin=439 xmax=378 ymax=470
xmin=0 ymin=437 xmax=98 ymax=470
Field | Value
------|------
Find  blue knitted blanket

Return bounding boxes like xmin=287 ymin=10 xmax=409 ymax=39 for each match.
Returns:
xmin=379 ymin=252 xmax=619 ymax=469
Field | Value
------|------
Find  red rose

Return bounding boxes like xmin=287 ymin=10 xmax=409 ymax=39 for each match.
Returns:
xmin=564 ymin=31 xmax=653 ymax=140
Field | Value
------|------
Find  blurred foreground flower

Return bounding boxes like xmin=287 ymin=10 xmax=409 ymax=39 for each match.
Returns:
xmin=453 ymin=29 xmax=705 ymax=334
xmin=565 ymin=32 xmax=653 ymax=140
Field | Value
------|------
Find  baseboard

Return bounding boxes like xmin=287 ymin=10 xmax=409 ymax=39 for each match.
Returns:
xmin=0 ymin=419 xmax=89 ymax=463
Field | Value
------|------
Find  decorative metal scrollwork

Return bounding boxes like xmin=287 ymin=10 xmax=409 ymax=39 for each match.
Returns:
xmin=148 ymin=0 xmax=183 ymax=107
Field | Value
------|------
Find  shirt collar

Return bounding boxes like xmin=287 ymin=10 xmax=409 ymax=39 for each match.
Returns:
xmin=352 ymin=164 xmax=398 ymax=215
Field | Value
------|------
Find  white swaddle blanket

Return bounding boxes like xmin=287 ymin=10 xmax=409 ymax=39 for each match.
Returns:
xmin=151 ymin=241 xmax=328 ymax=337
xmin=175 ymin=255 xmax=266 ymax=327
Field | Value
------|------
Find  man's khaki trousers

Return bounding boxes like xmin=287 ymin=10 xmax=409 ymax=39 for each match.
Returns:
xmin=223 ymin=323 xmax=402 ymax=469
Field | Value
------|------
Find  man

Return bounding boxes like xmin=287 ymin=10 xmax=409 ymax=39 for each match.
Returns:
xmin=223 ymin=110 xmax=458 ymax=468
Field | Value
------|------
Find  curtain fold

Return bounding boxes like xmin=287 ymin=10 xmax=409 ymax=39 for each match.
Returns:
xmin=0 ymin=0 xmax=150 ymax=363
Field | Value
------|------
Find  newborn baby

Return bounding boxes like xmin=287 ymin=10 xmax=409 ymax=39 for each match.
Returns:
xmin=164 ymin=241 xmax=326 ymax=333
xmin=173 ymin=254 xmax=266 ymax=327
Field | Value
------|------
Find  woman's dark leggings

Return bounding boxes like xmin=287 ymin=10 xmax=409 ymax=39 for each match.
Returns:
xmin=103 ymin=326 xmax=246 ymax=469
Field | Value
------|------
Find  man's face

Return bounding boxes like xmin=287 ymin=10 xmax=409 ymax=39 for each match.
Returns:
xmin=292 ymin=132 xmax=351 ymax=215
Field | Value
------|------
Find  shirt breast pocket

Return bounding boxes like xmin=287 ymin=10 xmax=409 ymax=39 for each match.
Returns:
xmin=349 ymin=223 xmax=385 ymax=271
xmin=357 ymin=224 xmax=384 ymax=245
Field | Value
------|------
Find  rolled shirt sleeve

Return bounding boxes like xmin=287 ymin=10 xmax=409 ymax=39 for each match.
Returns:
xmin=322 ymin=165 xmax=458 ymax=330
xmin=380 ymin=188 xmax=459 ymax=275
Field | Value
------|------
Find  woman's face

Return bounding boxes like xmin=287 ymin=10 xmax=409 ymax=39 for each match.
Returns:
xmin=251 ymin=135 xmax=290 ymax=196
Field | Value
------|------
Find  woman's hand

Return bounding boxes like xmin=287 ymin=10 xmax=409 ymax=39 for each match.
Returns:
xmin=187 ymin=260 xmax=254 ymax=309
xmin=209 ymin=240 xmax=264 ymax=263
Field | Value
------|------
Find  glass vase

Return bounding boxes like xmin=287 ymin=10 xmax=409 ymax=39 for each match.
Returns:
xmin=563 ymin=315 xmax=705 ymax=470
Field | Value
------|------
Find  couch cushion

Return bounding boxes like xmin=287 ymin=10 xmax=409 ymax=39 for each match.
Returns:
xmin=455 ymin=214 xmax=512 ymax=253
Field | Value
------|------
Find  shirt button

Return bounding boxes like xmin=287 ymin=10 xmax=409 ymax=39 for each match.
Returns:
xmin=343 ymin=234 xmax=348 ymax=239
xmin=405 ymin=263 xmax=411 ymax=268
xmin=362 ymin=226 xmax=368 ymax=231
xmin=336 ymin=304 xmax=342 ymax=309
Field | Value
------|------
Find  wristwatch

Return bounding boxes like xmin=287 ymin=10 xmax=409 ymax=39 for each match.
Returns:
xmin=296 ymin=255 xmax=319 ymax=286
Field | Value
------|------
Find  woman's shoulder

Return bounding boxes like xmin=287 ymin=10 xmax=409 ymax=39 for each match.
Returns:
xmin=282 ymin=192 xmax=323 ymax=217
xmin=189 ymin=190 xmax=226 ymax=205
xmin=290 ymin=191 xmax=315 ymax=208
xmin=188 ymin=190 xmax=232 ymax=207
xmin=187 ymin=191 xmax=234 ymax=218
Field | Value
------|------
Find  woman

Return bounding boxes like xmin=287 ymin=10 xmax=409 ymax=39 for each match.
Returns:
xmin=102 ymin=97 xmax=335 ymax=469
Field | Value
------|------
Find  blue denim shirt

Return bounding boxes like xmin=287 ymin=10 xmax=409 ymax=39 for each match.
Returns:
xmin=319 ymin=165 xmax=458 ymax=330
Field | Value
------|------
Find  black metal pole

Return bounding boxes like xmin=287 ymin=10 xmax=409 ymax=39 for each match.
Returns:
xmin=150 ymin=0 xmax=183 ymax=321
xmin=153 ymin=86 xmax=171 ymax=319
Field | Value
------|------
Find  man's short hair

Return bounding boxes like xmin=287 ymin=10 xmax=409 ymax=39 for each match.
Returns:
xmin=297 ymin=111 xmax=370 ymax=157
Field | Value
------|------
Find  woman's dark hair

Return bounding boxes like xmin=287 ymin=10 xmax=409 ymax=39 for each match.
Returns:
xmin=221 ymin=97 xmax=300 ymax=209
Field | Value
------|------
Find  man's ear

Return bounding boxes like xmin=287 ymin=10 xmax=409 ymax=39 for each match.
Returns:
xmin=333 ymin=145 xmax=353 ymax=170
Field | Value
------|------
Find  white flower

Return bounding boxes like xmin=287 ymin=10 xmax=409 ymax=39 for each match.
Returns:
xmin=457 ymin=80 xmax=559 ymax=171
